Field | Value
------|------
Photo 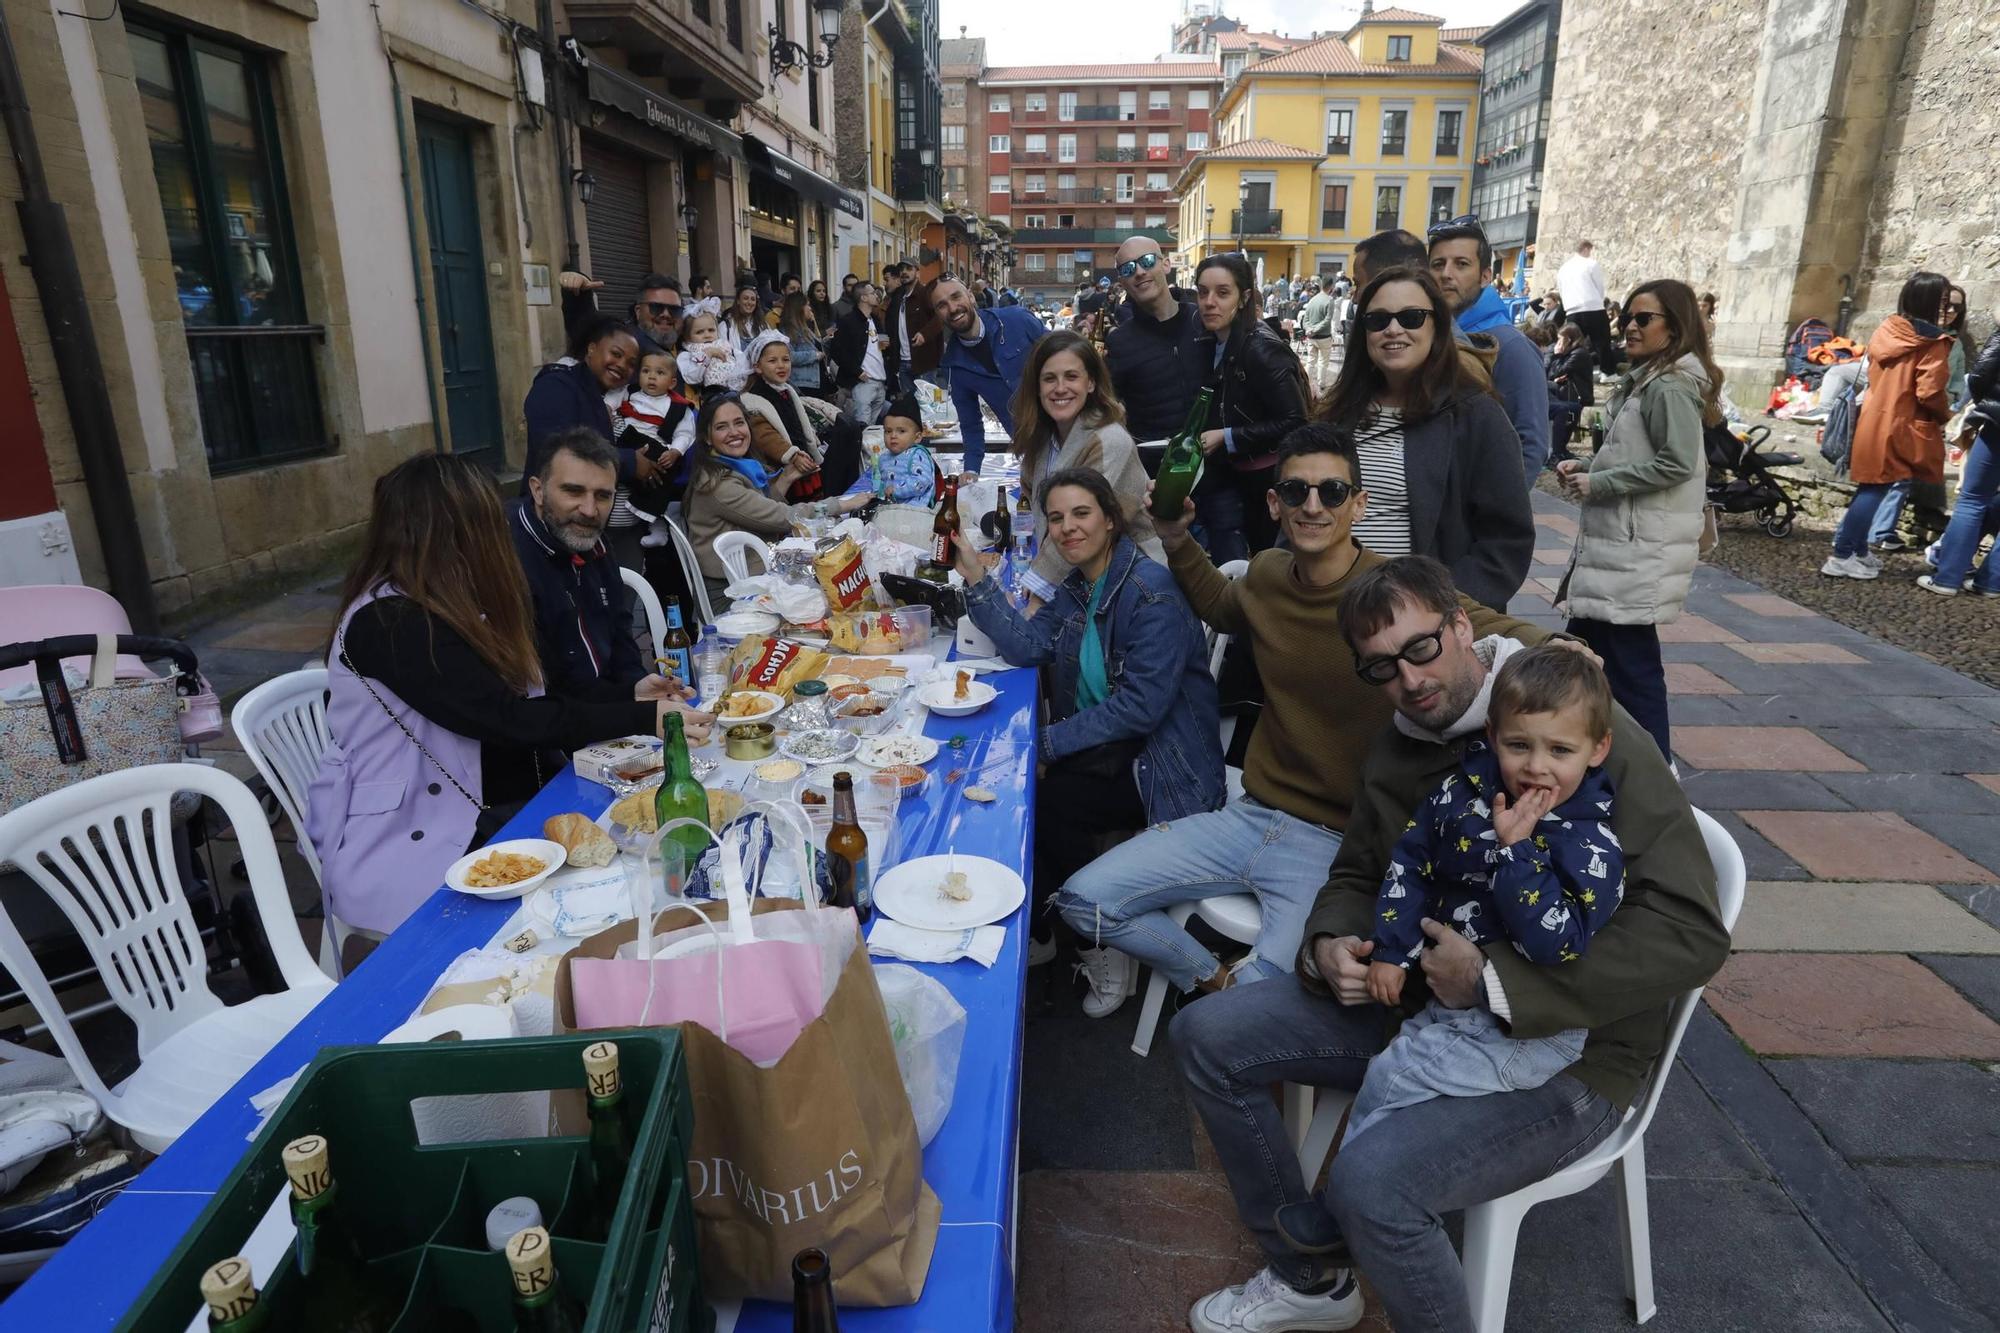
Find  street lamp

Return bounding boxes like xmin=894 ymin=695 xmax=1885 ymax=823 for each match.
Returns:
xmin=572 ymin=169 xmax=597 ymax=206
xmin=769 ymin=0 xmax=843 ymax=76
xmin=1235 ymin=180 xmax=1248 ymax=257
xmin=679 ymin=200 xmax=700 ymax=233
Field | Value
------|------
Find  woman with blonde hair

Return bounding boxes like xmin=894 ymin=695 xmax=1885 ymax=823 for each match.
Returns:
xmin=1006 ymin=329 xmax=1163 ymax=608
xmin=307 ymin=454 xmax=709 ymax=938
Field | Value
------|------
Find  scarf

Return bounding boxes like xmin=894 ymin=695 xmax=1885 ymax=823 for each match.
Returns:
xmin=713 ymin=451 xmax=777 ymax=489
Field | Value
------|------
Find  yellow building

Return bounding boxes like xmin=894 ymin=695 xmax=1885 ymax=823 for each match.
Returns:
xmin=1176 ymin=7 xmax=1482 ymax=283
xmin=834 ymin=0 xmax=944 ymax=282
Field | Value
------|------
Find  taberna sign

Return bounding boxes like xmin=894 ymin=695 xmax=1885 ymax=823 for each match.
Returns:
xmin=581 ymin=61 xmax=747 ymax=162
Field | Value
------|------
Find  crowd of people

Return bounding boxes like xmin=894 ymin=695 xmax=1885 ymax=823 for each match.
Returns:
xmin=295 ymin=214 xmax=2000 ymax=1331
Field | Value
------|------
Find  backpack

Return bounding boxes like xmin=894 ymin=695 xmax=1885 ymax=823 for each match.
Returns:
xmin=1818 ymin=378 xmax=1859 ymax=473
xmin=1785 ymin=318 xmax=1836 ymax=384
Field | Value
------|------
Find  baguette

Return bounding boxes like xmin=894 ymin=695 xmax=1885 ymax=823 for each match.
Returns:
xmin=544 ymin=812 xmax=616 ymax=868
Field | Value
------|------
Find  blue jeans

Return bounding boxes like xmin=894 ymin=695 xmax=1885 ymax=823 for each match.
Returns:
xmin=1173 ymin=975 xmax=1619 ymax=1326
xmin=1194 ymin=483 xmax=1249 ymax=566
xmin=1832 ymin=482 xmax=1891 ymax=559
xmin=1934 ymin=429 xmax=2000 ymax=591
xmin=1056 ymin=798 xmax=1341 ymax=990
xmin=846 ymin=379 xmax=885 ymax=426
xmin=1867 ymin=480 xmax=1911 ymax=545
xmin=1345 ymin=1001 xmax=1587 ymax=1144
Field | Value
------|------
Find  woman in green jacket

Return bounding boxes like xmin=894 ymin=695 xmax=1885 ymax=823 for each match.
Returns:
xmin=1555 ymin=279 xmax=1720 ymax=758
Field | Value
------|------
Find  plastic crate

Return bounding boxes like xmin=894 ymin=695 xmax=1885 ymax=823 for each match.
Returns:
xmin=116 ymin=1031 xmax=711 ymax=1333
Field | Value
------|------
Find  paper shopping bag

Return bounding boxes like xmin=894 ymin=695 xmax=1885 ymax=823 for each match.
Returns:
xmin=569 ymin=930 xmax=823 ymax=1065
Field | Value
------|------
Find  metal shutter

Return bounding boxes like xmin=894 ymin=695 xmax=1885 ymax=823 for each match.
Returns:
xmin=582 ymin=139 xmax=654 ymax=307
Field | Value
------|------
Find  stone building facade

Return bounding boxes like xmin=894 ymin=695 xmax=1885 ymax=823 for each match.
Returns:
xmin=1534 ymin=0 xmax=1997 ymax=398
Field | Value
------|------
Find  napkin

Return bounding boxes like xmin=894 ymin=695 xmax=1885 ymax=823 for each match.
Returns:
xmin=529 ymin=864 xmax=641 ymax=938
xmin=866 ymin=919 xmax=1006 ymax=968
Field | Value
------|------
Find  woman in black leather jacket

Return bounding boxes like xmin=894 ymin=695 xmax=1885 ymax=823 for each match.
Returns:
xmin=1193 ymin=253 xmax=1311 ymax=555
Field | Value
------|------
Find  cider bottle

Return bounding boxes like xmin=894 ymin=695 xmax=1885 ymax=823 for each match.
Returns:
xmin=505 ymin=1226 xmax=584 ymax=1333
xmin=201 ymin=1257 xmax=268 ymax=1332
xmin=1149 ymin=388 xmax=1213 ymax=520
xmin=582 ymin=1041 xmax=632 ymax=1241
xmin=825 ymin=772 xmax=872 ymax=923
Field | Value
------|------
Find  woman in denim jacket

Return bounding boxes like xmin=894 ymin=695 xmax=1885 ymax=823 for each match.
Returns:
xmin=953 ymin=467 xmax=1225 ymax=961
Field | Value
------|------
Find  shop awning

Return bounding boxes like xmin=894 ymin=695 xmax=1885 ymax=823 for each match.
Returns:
xmin=741 ymin=136 xmax=865 ymax=221
xmin=582 ymin=61 xmax=746 ymax=162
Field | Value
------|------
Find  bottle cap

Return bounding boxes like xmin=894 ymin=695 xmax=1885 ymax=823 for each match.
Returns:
xmin=485 ymin=1196 xmax=545 ymax=1252
xmin=200 ymin=1257 xmax=258 ymax=1323
xmin=281 ymin=1135 xmax=331 ymax=1200
xmin=582 ymin=1040 xmax=621 ymax=1100
xmin=795 ymin=679 xmax=828 ymax=696
xmin=506 ymin=1226 xmax=558 ymax=1298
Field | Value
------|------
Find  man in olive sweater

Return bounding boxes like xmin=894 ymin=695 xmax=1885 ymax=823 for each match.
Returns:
xmin=1175 ymin=556 xmax=1730 ymax=1333
xmin=1056 ymin=425 xmax=1558 ymax=1018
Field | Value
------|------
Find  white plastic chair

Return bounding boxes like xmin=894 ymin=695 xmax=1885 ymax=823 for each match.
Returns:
xmin=230 ymin=669 xmax=353 ymax=978
xmin=713 ymin=530 xmax=775 ymax=588
xmin=620 ymin=566 xmax=667 ymax=660
xmin=0 ymin=764 xmax=336 ymax=1153
xmin=659 ymin=515 xmax=714 ymax=626
xmin=1286 ymin=807 xmax=1747 ymax=1330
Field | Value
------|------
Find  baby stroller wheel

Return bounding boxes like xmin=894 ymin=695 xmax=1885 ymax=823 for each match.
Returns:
xmin=1760 ymin=506 xmax=1795 ymax=538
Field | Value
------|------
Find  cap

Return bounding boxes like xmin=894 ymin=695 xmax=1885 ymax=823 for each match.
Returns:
xmin=582 ymin=1040 xmax=621 ymax=1101
xmin=506 ymin=1226 xmax=558 ymax=1299
xmin=486 ymin=1196 xmax=546 ymax=1252
xmin=200 ymin=1258 xmax=258 ymax=1324
xmin=281 ymin=1135 xmax=331 ymax=1200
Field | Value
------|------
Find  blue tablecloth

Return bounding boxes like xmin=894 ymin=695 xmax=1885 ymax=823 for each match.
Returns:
xmin=3 ymin=663 xmax=1038 ymax=1331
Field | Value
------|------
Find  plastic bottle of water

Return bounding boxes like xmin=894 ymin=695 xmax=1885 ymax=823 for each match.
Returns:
xmin=696 ymin=628 xmax=728 ymax=708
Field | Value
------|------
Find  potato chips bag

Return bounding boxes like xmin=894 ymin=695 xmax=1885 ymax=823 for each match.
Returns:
xmin=813 ymin=536 xmax=873 ymax=611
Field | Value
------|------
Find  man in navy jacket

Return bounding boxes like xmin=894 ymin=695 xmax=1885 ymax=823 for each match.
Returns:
xmin=511 ymin=428 xmax=646 ymax=696
xmin=933 ymin=276 xmax=1047 ymax=477
xmin=1429 ymin=221 xmax=1551 ymax=482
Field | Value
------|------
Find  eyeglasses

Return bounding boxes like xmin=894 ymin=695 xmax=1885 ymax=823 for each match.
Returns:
xmin=1425 ymin=212 xmax=1483 ymax=238
xmin=1354 ymin=617 xmax=1452 ymax=685
xmin=640 ymin=301 xmax=681 ymax=317
xmin=1273 ymin=478 xmax=1356 ymax=509
xmin=1116 ymin=253 xmax=1164 ymax=279
xmin=1620 ymin=311 xmax=1669 ymax=331
xmin=1361 ymin=307 xmax=1433 ymax=333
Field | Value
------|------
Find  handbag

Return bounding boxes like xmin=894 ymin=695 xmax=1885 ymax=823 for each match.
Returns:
xmin=0 ymin=634 xmax=199 ymax=811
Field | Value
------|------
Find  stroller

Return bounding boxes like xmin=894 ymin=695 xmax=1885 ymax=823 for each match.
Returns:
xmin=1705 ymin=419 xmax=1802 ymax=537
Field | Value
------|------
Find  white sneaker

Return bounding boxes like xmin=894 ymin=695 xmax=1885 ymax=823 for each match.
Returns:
xmin=1188 ymin=1267 xmax=1363 ymax=1332
xmin=1916 ymin=574 xmax=1960 ymax=597
xmin=1922 ymin=541 xmax=1942 ymax=569
xmin=1075 ymin=946 xmax=1137 ymax=1018
xmin=1858 ymin=552 xmax=1884 ymax=571
xmin=1820 ymin=554 xmax=1881 ymax=580
xmin=1026 ymin=934 xmax=1057 ymax=967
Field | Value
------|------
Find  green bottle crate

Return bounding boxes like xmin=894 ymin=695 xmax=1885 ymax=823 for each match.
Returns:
xmin=116 ymin=1030 xmax=711 ymax=1333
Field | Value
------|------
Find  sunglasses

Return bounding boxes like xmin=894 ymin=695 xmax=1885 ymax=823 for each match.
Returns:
xmin=1116 ymin=253 xmax=1164 ymax=279
xmin=1620 ymin=311 xmax=1669 ymax=331
xmin=1361 ymin=307 xmax=1433 ymax=333
xmin=1273 ymin=478 xmax=1357 ymax=509
xmin=640 ymin=301 xmax=681 ymax=316
xmin=1354 ymin=617 xmax=1451 ymax=685
xmin=1425 ymin=212 xmax=1483 ymax=239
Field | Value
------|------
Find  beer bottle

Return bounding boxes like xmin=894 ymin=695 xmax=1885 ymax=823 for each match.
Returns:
xmin=655 ymin=712 xmax=710 ymax=863
xmin=929 ymin=476 xmax=961 ymax=570
xmin=982 ymin=481 xmax=1011 ymax=548
xmin=791 ymin=1247 xmax=842 ymax=1332
xmin=582 ymin=1041 xmax=632 ymax=1241
xmin=505 ymin=1227 xmax=584 ymax=1333
xmin=201 ymin=1257 xmax=268 ymax=1333
xmin=1149 ymin=387 xmax=1214 ymax=521
xmin=1010 ymin=484 xmax=1036 ymax=556
xmin=825 ymin=772 xmax=872 ymax=923
xmin=659 ymin=597 xmax=696 ymax=688
xmin=281 ymin=1136 xmax=403 ymax=1333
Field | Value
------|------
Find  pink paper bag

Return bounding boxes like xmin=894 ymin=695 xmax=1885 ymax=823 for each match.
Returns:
xmin=570 ymin=938 xmax=824 ymax=1065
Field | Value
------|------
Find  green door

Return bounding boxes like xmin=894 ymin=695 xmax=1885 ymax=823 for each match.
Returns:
xmin=415 ymin=113 xmax=502 ymax=461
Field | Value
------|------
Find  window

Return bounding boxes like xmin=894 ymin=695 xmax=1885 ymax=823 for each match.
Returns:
xmin=1026 ymin=92 xmax=1047 ymax=111
xmin=1145 ymin=214 xmax=1167 ymax=227
xmin=942 ymin=166 xmax=965 ymax=198
xmin=1059 ymin=92 xmax=1077 ymax=121
xmin=1429 ymin=184 xmax=1457 ymax=224
xmin=1146 ymin=131 xmax=1169 ymax=160
xmin=1025 ymin=253 xmax=1047 ymax=271
xmin=1024 ymin=215 xmax=1045 ymax=228
xmin=1145 ymin=171 xmax=1168 ymax=191
xmin=941 ymin=124 xmax=965 ymax=149
xmin=1435 ymin=109 xmax=1462 ymax=156
xmin=1149 ymin=89 xmax=1171 ymax=110
xmin=1188 ymin=88 xmax=1210 ymax=109
xmin=989 ymin=135 xmax=1010 ymax=152
xmin=1058 ymin=133 xmax=1077 ymax=162
xmin=1387 ymin=34 xmax=1411 ymax=61
xmin=1025 ymin=133 xmax=1047 ymax=155
xmin=774 ymin=0 xmax=787 ymax=42
xmin=1186 ymin=130 xmax=1209 ymax=151
xmin=1325 ymin=108 xmax=1352 ymax=155
xmin=1057 ymin=212 xmax=1076 ymax=227
xmin=1374 ymin=184 xmax=1402 ymax=230
xmin=1381 ymin=109 xmax=1408 ymax=155
xmin=1116 ymin=131 xmax=1136 ymax=159
xmin=1115 ymin=216 xmax=1135 ymax=230
xmin=990 ymin=177 xmax=1011 ymax=194
xmin=989 ymin=93 xmax=1011 ymax=111
xmin=1115 ymin=172 xmax=1134 ymax=201
xmin=1320 ymin=181 xmax=1348 ymax=230
xmin=1024 ymin=173 xmax=1045 ymax=193
xmin=1058 ymin=172 xmax=1076 ymax=190
xmin=896 ymin=73 xmax=917 ymax=152
xmin=725 ymin=0 xmax=742 ymax=49
xmin=1118 ymin=91 xmax=1137 ymax=120
xmin=944 ymin=84 xmax=965 ymax=107
xmin=128 ymin=20 xmax=322 ymax=470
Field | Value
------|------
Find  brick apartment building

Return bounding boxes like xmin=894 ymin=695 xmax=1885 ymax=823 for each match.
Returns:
xmin=973 ymin=60 xmax=1221 ymax=301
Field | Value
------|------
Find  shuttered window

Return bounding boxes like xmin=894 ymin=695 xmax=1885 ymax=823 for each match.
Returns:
xmin=581 ymin=139 xmax=653 ymax=309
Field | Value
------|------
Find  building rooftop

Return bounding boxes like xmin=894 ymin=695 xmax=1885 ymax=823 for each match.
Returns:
xmin=1346 ymin=6 xmax=1446 ymax=31
xmin=1439 ymin=25 xmax=1490 ymax=43
xmin=981 ymin=60 xmax=1222 ymax=84
xmin=1189 ymin=137 xmax=1326 ymax=161
xmin=1243 ymin=33 xmax=1483 ymax=77
xmin=1213 ymin=29 xmax=1307 ymax=51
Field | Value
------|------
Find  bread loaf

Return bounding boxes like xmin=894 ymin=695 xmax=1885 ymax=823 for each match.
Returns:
xmin=543 ymin=812 xmax=616 ymax=868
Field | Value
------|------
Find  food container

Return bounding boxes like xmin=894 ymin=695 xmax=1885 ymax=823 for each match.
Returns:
xmin=871 ymin=765 xmax=929 ymax=802
xmin=793 ymin=766 xmax=895 ymax=815
xmin=784 ymin=678 xmax=834 ymax=731
xmin=831 ymin=693 xmax=900 ymax=736
xmin=825 ymin=606 xmax=931 ymax=655
xmin=724 ymin=722 xmax=776 ymax=759
xmin=779 ymin=726 xmax=859 ymax=765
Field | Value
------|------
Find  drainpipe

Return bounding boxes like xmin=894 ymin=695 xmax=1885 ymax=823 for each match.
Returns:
xmin=0 ymin=7 xmax=157 ymax=630
xmin=538 ymin=0 xmax=580 ymax=270
xmin=370 ymin=0 xmax=447 ymax=452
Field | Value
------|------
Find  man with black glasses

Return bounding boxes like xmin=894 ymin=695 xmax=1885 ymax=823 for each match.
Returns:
xmin=1104 ymin=235 xmax=1203 ymax=467
xmin=631 ymin=274 xmax=684 ymax=352
xmin=1055 ymin=426 xmax=1555 ymax=1021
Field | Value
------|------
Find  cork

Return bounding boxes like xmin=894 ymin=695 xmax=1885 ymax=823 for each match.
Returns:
xmin=281 ymin=1135 xmax=331 ymax=1200
xmin=505 ymin=1225 xmax=558 ymax=1299
xmin=582 ymin=1040 xmax=621 ymax=1100
xmin=200 ymin=1257 xmax=257 ymax=1323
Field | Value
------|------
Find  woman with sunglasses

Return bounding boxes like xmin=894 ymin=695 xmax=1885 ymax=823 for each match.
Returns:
xmin=950 ymin=467 xmax=1223 ymax=968
xmin=1315 ymin=267 xmax=1534 ymax=610
xmin=1555 ymin=279 xmax=1722 ymax=757
xmin=1192 ymin=254 xmax=1311 ymax=557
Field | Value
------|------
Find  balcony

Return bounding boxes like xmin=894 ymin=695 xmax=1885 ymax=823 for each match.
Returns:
xmin=1140 ymin=189 xmax=1173 ymax=202
xmin=1435 ymin=138 xmax=1461 ymax=157
xmin=1073 ymin=105 xmax=1121 ymax=121
xmin=1145 ymin=106 xmax=1174 ymax=120
xmin=1381 ymin=136 xmax=1406 ymax=156
xmin=1018 ymin=151 xmax=1050 ymax=162
xmin=1021 ymin=108 xmax=1047 ymax=121
xmin=563 ymin=0 xmax=763 ymax=107
xmin=893 ymin=152 xmax=941 ymax=208
xmin=1231 ymin=208 xmax=1283 ymax=236
xmin=1054 ymin=186 xmax=1110 ymax=202
xmin=1325 ymin=135 xmax=1350 ymax=156
xmin=1096 ymin=146 xmax=1142 ymax=162
xmin=1020 ymin=225 xmax=1174 ymax=244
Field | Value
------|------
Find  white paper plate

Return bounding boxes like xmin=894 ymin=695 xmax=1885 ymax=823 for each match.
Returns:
xmin=856 ymin=734 xmax=940 ymax=768
xmin=445 ymin=838 xmax=566 ymax=900
xmin=920 ymin=678 xmax=997 ymax=717
xmin=713 ymin=610 xmax=780 ymax=638
xmin=873 ymin=854 xmax=1026 ymax=931
xmin=714 ymin=690 xmax=785 ymax=725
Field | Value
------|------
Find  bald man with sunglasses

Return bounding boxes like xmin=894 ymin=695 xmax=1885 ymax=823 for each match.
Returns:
xmin=1104 ymin=235 xmax=1206 ymax=462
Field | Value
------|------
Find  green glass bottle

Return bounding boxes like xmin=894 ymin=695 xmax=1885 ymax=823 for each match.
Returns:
xmin=506 ymin=1226 xmax=585 ymax=1333
xmin=201 ymin=1257 xmax=269 ymax=1333
xmin=582 ymin=1040 xmax=632 ymax=1241
xmin=654 ymin=711 xmax=711 ymax=863
xmin=281 ymin=1136 xmax=404 ymax=1333
xmin=1149 ymin=387 xmax=1214 ymax=520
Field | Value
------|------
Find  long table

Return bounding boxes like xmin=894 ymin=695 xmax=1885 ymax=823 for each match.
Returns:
xmin=3 ymin=658 xmax=1038 ymax=1331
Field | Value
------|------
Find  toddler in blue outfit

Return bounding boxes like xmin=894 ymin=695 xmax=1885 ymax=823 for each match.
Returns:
xmin=846 ymin=394 xmax=940 ymax=505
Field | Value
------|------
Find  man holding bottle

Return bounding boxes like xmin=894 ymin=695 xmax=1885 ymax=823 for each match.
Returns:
xmin=1104 ymin=235 xmax=1205 ymax=475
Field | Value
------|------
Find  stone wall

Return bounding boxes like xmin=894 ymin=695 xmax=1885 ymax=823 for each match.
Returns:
xmin=1533 ymin=0 xmax=1767 ymax=301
